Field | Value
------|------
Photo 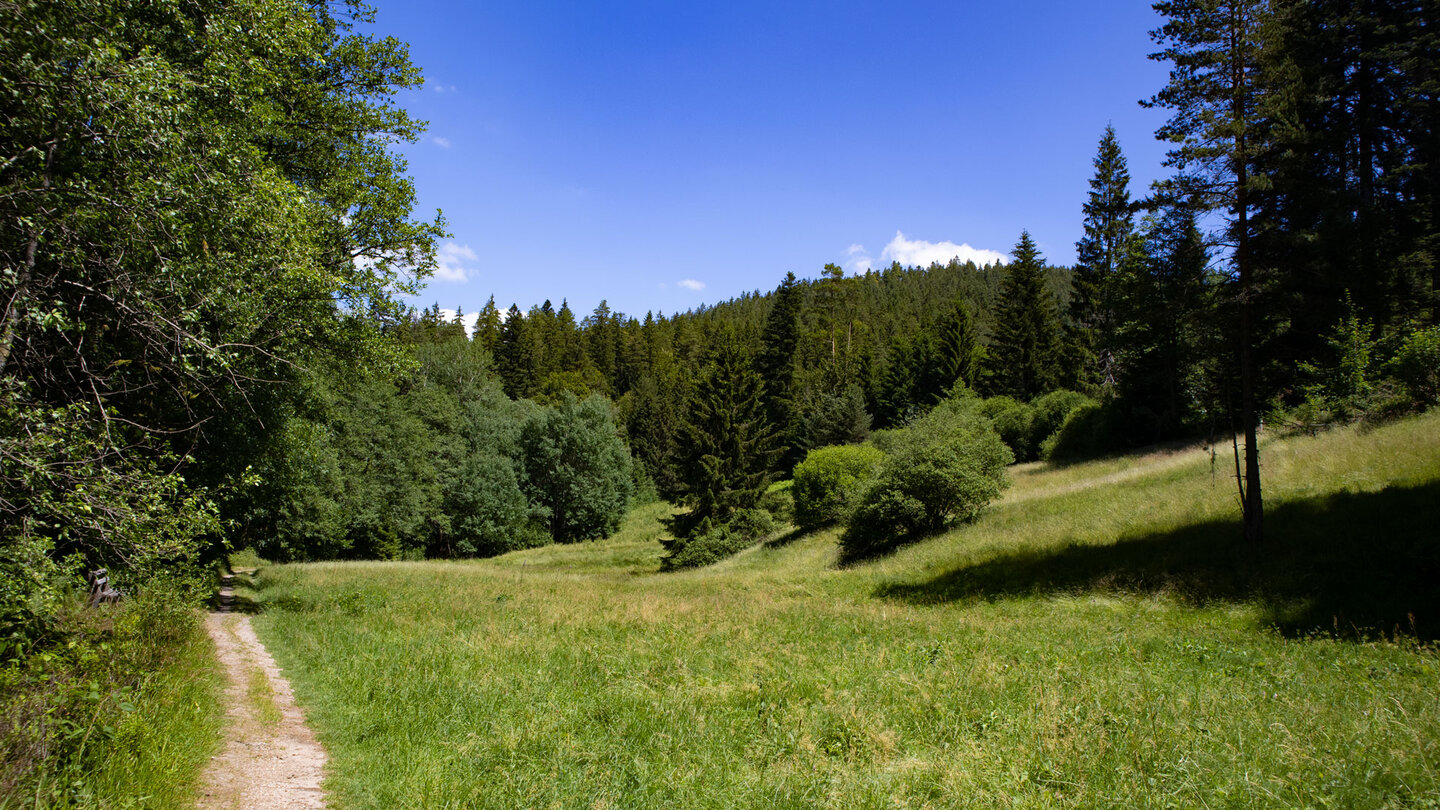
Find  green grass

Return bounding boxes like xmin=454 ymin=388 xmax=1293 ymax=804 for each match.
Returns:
xmin=79 ymin=613 xmax=227 ymax=809
xmin=1 ymin=592 xmax=227 ymax=810
xmin=253 ymin=413 xmax=1440 ymax=809
xmin=245 ymin=659 xmax=283 ymax=728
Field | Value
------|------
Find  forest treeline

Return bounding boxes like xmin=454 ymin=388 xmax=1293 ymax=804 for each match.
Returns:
xmin=1 ymin=0 xmax=1437 ymax=798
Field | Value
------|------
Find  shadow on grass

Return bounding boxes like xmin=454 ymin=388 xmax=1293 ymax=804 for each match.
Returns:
xmin=763 ymin=526 xmax=815 ymax=550
xmin=875 ymin=481 xmax=1440 ymax=640
xmin=207 ymin=571 xmax=264 ymax=614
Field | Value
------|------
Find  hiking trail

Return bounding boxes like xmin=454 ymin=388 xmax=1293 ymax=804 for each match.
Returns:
xmin=198 ymin=572 xmax=327 ymax=810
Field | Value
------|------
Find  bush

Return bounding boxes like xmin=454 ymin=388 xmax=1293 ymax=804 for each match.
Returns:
xmin=1041 ymin=400 xmax=1133 ymax=461
xmin=1030 ymin=390 xmax=1097 ymax=447
xmin=791 ymin=445 xmax=886 ymax=530
xmin=841 ymin=403 xmax=1012 ymax=559
xmin=978 ymin=396 xmax=1038 ymax=461
xmin=0 ymin=580 xmax=217 ymax=805
xmin=661 ymin=509 xmax=777 ymax=570
xmin=1389 ymin=325 xmax=1440 ymax=407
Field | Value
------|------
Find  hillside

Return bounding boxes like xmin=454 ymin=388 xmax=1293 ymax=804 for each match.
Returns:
xmin=248 ymin=411 xmax=1440 ymax=809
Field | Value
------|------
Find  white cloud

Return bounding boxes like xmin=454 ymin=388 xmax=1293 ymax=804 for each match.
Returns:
xmin=437 ymin=308 xmax=481 ymax=337
xmin=431 ymin=135 xmax=451 ymax=148
xmin=431 ymin=83 xmax=458 ymax=93
xmin=678 ymin=279 xmax=706 ymax=291
xmin=435 ymin=241 xmax=478 ymax=282
xmin=845 ymin=243 xmax=873 ymax=275
xmin=880 ymin=231 xmax=1007 ymax=268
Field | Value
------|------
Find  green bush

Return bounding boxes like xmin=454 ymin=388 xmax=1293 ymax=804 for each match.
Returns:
xmin=791 ymin=445 xmax=886 ymax=530
xmin=1041 ymin=400 xmax=1132 ymax=461
xmin=0 ymin=580 xmax=220 ymax=806
xmin=661 ymin=509 xmax=777 ymax=570
xmin=841 ymin=403 xmax=1012 ymax=559
xmin=1030 ymin=390 xmax=1097 ymax=447
xmin=978 ymin=396 xmax=1038 ymax=461
xmin=1389 ymin=325 xmax=1440 ymax=407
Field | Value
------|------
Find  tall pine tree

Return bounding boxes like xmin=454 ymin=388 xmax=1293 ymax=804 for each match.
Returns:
xmin=671 ymin=334 xmax=777 ymax=534
xmin=1148 ymin=0 xmax=1270 ymax=542
xmin=990 ymin=231 xmax=1063 ymax=401
xmin=1070 ymin=125 xmax=1136 ymax=392
xmin=932 ymin=298 xmax=983 ymax=395
xmin=496 ymin=304 xmax=532 ymax=399
xmin=1114 ymin=205 xmax=1214 ymax=442
xmin=757 ymin=272 xmax=802 ymax=470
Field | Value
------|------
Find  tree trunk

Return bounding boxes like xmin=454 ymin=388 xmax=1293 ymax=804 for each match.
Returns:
xmin=1231 ymin=3 xmax=1264 ymax=544
xmin=0 ymin=233 xmax=35 ymax=376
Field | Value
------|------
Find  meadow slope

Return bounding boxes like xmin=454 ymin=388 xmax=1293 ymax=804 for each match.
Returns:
xmin=252 ymin=412 xmax=1440 ymax=809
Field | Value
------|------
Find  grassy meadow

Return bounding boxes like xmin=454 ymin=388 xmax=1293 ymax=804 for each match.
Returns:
xmin=251 ymin=412 xmax=1440 ymax=809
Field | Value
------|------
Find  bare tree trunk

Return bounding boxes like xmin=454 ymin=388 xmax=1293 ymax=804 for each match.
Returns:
xmin=1 ymin=142 xmax=54 ymax=377
xmin=0 ymin=232 xmax=35 ymax=376
xmin=1231 ymin=4 xmax=1264 ymax=544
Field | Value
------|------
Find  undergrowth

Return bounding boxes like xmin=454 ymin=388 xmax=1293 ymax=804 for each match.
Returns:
xmin=0 ymin=584 xmax=224 ymax=809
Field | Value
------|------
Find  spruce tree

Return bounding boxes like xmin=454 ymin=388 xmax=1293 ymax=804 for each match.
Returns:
xmin=756 ymin=272 xmax=802 ymax=470
xmin=496 ymin=304 xmax=532 ymax=399
xmin=626 ymin=373 xmax=682 ymax=497
xmin=474 ymin=296 xmax=502 ymax=353
xmin=1113 ymin=205 xmax=1213 ymax=442
xmin=1070 ymin=125 xmax=1135 ymax=391
xmin=931 ymin=299 xmax=983 ymax=394
xmin=874 ymin=336 xmax=920 ymax=428
xmin=990 ymin=231 xmax=1063 ymax=401
xmin=671 ymin=335 xmax=776 ymax=535
xmin=1148 ymin=0 xmax=1270 ymax=542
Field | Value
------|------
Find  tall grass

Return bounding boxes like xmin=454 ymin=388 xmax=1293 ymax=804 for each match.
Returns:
xmin=0 ymin=586 xmax=226 ymax=809
xmin=254 ymin=412 xmax=1440 ymax=808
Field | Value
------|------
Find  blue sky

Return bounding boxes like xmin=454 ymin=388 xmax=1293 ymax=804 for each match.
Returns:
xmin=369 ymin=1 xmax=1175 ymax=325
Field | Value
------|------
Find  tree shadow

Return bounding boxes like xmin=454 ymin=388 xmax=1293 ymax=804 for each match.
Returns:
xmin=874 ymin=481 xmax=1440 ymax=640
xmin=207 ymin=570 xmax=264 ymax=614
xmin=763 ymin=525 xmax=817 ymax=549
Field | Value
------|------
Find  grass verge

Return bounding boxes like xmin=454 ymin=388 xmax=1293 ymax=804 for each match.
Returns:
xmin=0 ymin=587 xmax=226 ymax=809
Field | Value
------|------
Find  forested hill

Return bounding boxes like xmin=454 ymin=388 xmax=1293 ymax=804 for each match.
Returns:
xmin=447 ymin=253 xmax=1072 ymax=422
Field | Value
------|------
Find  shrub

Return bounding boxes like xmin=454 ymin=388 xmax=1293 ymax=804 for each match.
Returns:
xmin=791 ymin=445 xmax=886 ymax=530
xmin=0 ymin=580 xmax=215 ymax=805
xmin=978 ymin=396 xmax=1038 ymax=461
xmin=1389 ymin=325 xmax=1440 ymax=407
xmin=841 ymin=404 xmax=1012 ymax=559
xmin=661 ymin=509 xmax=777 ymax=570
xmin=1030 ymin=390 xmax=1097 ymax=448
xmin=1041 ymin=400 xmax=1131 ymax=461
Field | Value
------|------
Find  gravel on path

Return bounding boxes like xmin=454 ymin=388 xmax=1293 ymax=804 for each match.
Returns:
xmin=198 ymin=574 xmax=327 ymax=810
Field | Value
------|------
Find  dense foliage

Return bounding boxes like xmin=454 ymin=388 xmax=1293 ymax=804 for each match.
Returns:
xmin=519 ymin=395 xmax=634 ymax=544
xmin=1 ymin=0 xmax=441 ymax=630
xmin=841 ymin=400 xmax=1013 ymax=560
xmin=791 ymin=445 xmax=886 ymax=530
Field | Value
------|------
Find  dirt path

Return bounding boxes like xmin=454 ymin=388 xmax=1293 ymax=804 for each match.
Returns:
xmin=1001 ymin=444 xmax=1208 ymax=506
xmin=198 ymin=573 xmax=327 ymax=810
